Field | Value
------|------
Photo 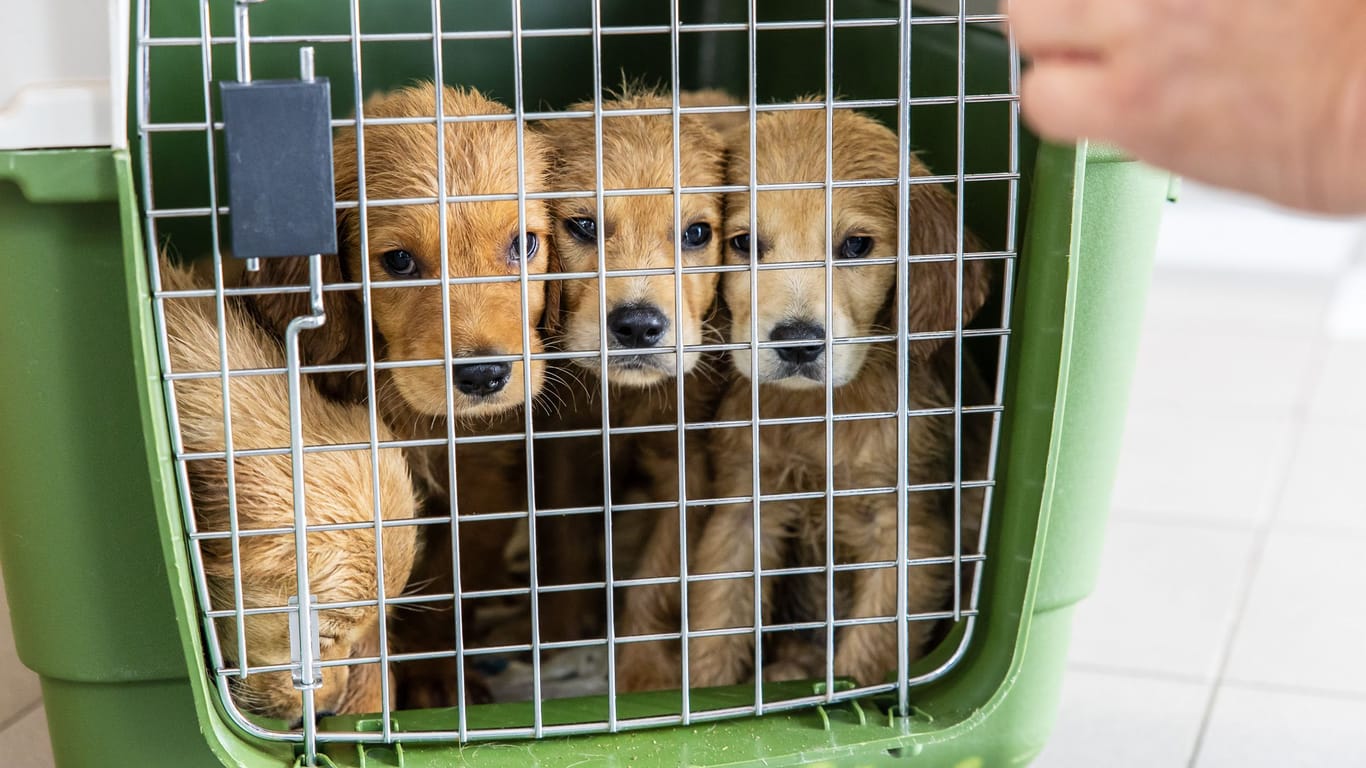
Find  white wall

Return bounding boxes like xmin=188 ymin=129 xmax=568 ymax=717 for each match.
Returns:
xmin=0 ymin=0 xmax=127 ymax=150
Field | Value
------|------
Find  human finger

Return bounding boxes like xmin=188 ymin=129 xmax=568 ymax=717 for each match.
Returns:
xmin=1006 ymin=0 xmax=1137 ymax=57
xmin=1019 ymin=59 xmax=1123 ymax=144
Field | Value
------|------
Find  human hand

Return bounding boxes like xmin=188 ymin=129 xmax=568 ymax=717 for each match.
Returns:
xmin=1008 ymin=0 xmax=1366 ymax=214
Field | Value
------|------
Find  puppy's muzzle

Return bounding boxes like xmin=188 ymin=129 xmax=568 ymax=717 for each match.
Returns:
xmin=453 ymin=361 xmax=511 ymax=397
xmin=770 ymin=320 xmax=825 ymax=365
xmin=607 ymin=303 xmax=669 ymax=349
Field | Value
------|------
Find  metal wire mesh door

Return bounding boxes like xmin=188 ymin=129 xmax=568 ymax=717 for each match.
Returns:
xmin=136 ymin=0 xmax=1019 ymax=756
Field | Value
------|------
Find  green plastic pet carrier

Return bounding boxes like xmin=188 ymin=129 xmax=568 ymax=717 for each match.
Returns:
xmin=0 ymin=0 xmax=1169 ymax=765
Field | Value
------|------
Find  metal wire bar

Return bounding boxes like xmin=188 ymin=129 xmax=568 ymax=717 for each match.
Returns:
xmin=893 ymin=0 xmax=914 ymax=716
xmin=226 ymin=36 xmax=333 ymax=764
xmin=952 ymin=0 xmax=968 ymax=627
xmin=745 ymin=0 xmax=764 ymax=717
xmin=151 ymin=252 xmax=1017 ymax=295
xmin=284 ymin=250 xmax=326 ymax=766
xmin=232 ymin=2 xmax=251 ymax=82
xmin=159 ymin=327 xmax=1014 ymax=381
xmin=189 ymin=480 xmax=1000 ymax=545
xmin=428 ymin=0 xmax=472 ymax=740
xmin=587 ymin=0 xmax=618 ymax=730
xmin=347 ymin=0 xmax=395 ymax=740
xmin=144 ymin=172 xmax=1021 ymax=214
xmin=141 ymin=14 xmax=1009 ymax=49
xmin=506 ymin=0 xmax=546 ymax=737
xmin=821 ymin=0 xmax=838 ymax=703
xmin=973 ymin=0 xmax=1023 ymax=636
xmin=202 ymin=552 xmax=989 ymax=621
xmin=139 ymin=0 xmax=234 ymax=687
xmin=209 ymin=0 xmax=255 ymax=695
xmin=906 ymin=0 xmax=1025 ymax=693
xmin=143 ymin=92 xmax=1022 ymax=134
xmin=666 ymin=0 xmax=694 ymax=725
xmin=173 ymin=404 xmax=1008 ymax=460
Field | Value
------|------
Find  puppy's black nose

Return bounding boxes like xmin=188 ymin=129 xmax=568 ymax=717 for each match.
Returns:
xmin=453 ymin=362 xmax=511 ymax=396
xmin=607 ymin=304 xmax=668 ymax=348
xmin=770 ymin=321 xmax=825 ymax=364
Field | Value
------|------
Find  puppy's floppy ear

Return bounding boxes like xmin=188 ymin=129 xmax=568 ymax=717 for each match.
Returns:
xmin=245 ymin=118 xmax=369 ymax=400
xmin=531 ymin=119 xmax=567 ymax=172
xmin=188 ymin=459 xmax=244 ymax=581
xmin=244 ymin=249 xmax=360 ymax=368
xmin=334 ymin=625 xmax=386 ymax=714
xmin=538 ymin=242 xmax=565 ymax=344
xmin=904 ymin=181 xmax=991 ymax=361
xmin=521 ymin=123 xmax=565 ymax=344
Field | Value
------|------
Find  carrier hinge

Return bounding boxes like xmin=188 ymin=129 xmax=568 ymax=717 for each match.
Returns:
xmin=287 ymin=594 xmax=323 ymax=690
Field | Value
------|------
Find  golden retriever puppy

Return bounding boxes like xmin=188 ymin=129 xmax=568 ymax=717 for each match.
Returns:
xmin=162 ymin=262 xmax=417 ymax=724
xmin=531 ymin=86 xmax=729 ymax=652
xmin=245 ymin=83 xmax=556 ymax=708
xmin=247 ymin=83 xmax=554 ymax=419
xmin=621 ymin=105 xmax=994 ymax=691
xmin=541 ymin=86 xmax=725 ymax=386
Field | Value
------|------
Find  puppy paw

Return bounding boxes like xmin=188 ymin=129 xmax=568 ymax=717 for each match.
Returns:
xmin=762 ymin=658 xmax=818 ymax=683
xmin=685 ymin=636 xmax=751 ymax=689
xmin=616 ymin=644 xmax=681 ymax=693
xmin=396 ymin=658 xmax=492 ymax=709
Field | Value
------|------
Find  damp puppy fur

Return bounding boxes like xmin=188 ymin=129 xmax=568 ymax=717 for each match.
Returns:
xmin=531 ymin=85 xmax=731 ymax=653
xmin=244 ymin=83 xmax=559 ymax=708
xmin=623 ymin=104 xmax=994 ymax=690
xmin=162 ymin=261 xmax=418 ymax=723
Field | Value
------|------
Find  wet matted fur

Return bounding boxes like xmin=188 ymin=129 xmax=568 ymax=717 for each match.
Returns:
xmin=163 ymin=262 xmax=417 ymax=722
xmin=617 ymin=105 xmax=994 ymax=691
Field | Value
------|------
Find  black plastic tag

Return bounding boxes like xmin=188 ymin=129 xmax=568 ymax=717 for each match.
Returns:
xmin=220 ymin=79 xmax=337 ymax=259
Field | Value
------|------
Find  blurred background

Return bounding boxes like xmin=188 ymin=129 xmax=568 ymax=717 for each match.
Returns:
xmin=1037 ymin=181 xmax=1366 ymax=766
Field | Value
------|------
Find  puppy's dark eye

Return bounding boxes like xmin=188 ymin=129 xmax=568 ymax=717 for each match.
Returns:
xmin=565 ymin=217 xmax=597 ymax=243
xmin=381 ymin=249 xmax=419 ymax=278
xmin=839 ymin=236 xmax=873 ymax=259
xmin=729 ymin=233 xmax=751 ymax=256
xmin=681 ymin=222 xmax=712 ymax=249
xmin=509 ymin=232 xmax=540 ymax=262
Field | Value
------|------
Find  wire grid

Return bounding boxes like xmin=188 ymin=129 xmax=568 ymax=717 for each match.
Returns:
xmin=136 ymin=0 xmax=1020 ymax=750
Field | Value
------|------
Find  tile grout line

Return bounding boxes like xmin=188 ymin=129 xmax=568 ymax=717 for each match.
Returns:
xmin=0 ymin=699 xmax=42 ymax=736
xmin=1348 ymin=221 xmax=1366 ymax=267
xmin=1184 ymin=324 xmax=1334 ymax=768
xmin=1211 ymin=677 xmax=1366 ymax=705
xmin=1106 ymin=508 xmax=1366 ymax=540
xmin=1067 ymin=661 xmax=1366 ymax=704
xmin=1103 ymin=510 xmax=1263 ymax=534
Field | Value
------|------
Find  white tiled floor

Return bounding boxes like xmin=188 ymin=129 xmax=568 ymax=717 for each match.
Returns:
xmin=0 ymin=571 xmax=43 ymax=768
xmin=1195 ymin=686 xmax=1366 ymax=767
xmin=1110 ymin=409 xmax=1297 ymax=526
xmin=1308 ymin=340 xmax=1366 ymax=424
xmin=1065 ymin=519 xmax=1258 ymax=681
xmin=1038 ymin=182 xmax=1366 ymax=767
xmin=0 ymin=706 xmax=53 ymax=768
xmin=1224 ymin=531 xmax=1366 ymax=697
xmin=1277 ymin=421 xmax=1366 ymax=536
xmin=1043 ymin=669 xmax=1210 ymax=768
xmin=3 ymin=183 xmax=1364 ymax=766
